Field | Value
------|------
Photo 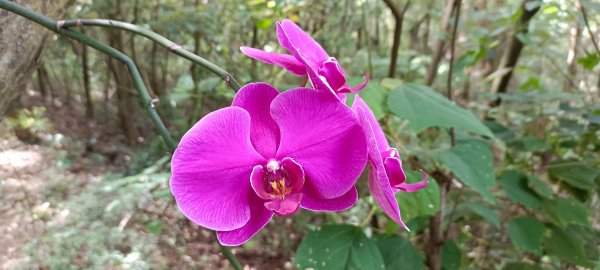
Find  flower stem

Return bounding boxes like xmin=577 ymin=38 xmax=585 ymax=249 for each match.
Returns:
xmin=57 ymin=18 xmax=241 ymax=92
xmin=0 ymin=1 xmax=243 ymax=269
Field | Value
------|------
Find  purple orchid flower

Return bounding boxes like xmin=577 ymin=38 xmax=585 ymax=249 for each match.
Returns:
xmin=352 ymin=95 xmax=429 ymax=230
xmin=170 ymin=83 xmax=367 ymax=246
xmin=240 ymin=19 xmax=368 ymax=99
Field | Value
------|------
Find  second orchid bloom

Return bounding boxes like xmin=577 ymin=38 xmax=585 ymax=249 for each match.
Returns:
xmin=170 ymin=19 xmax=428 ymax=246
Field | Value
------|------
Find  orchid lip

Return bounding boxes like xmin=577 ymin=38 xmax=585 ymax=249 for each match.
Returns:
xmin=250 ymin=157 xmax=306 ymax=216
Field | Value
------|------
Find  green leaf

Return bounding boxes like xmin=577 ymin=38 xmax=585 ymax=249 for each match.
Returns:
xmin=294 ymin=225 xmax=385 ymax=270
xmin=526 ymin=174 xmax=554 ymax=199
xmin=509 ymin=136 xmax=548 ymax=152
xmin=577 ymin=53 xmax=600 ymax=70
xmin=507 ymin=216 xmax=546 ymax=255
xmin=442 ymin=240 xmax=461 ymax=270
xmin=255 ymin=18 xmax=273 ymax=30
xmin=548 ymin=160 xmax=599 ymax=190
xmin=387 ymin=83 xmax=493 ymax=137
xmin=465 ymin=204 xmax=500 ymax=228
xmin=348 ymin=77 xmax=388 ymax=120
xmin=373 ymin=235 xmax=424 ymax=270
xmin=484 ymin=120 xmax=515 ymax=142
xmin=396 ymin=171 xmax=440 ymax=221
xmin=499 ymin=170 xmax=542 ymax=209
xmin=543 ymin=197 xmax=589 ymax=227
xmin=380 ymin=78 xmax=403 ymax=90
xmin=544 ymin=225 xmax=596 ymax=267
xmin=434 ymin=140 xmax=495 ymax=201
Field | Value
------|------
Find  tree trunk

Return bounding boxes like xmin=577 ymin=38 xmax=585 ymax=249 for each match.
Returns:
xmin=36 ymin=66 xmax=47 ymax=99
xmin=107 ymin=0 xmax=141 ymax=145
xmin=565 ymin=0 xmax=581 ymax=91
xmin=81 ymin=28 xmax=94 ymax=118
xmin=108 ymin=30 xmax=141 ymax=145
xmin=0 ymin=0 xmax=74 ymax=116
xmin=383 ymin=0 xmax=411 ymax=78
xmin=489 ymin=0 xmax=541 ymax=107
xmin=189 ymin=0 xmax=204 ymax=125
xmin=425 ymin=0 xmax=458 ymax=86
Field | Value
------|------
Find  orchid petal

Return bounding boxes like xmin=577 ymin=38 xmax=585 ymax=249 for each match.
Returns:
xmin=281 ymin=157 xmax=305 ymax=193
xmin=368 ymin=167 xmax=409 ymax=231
xmin=276 ymin=19 xmax=329 ymax=64
xmin=297 ymin=52 xmax=338 ymax=98
xmin=352 ymin=95 xmax=389 ymax=150
xmin=301 ymin=185 xmax=358 ymax=211
xmin=348 ymin=73 xmax=369 ymax=93
xmin=217 ymin=193 xmax=274 ymax=246
xmin=171 ymin=107 xmax=264 ymax=231
xmin=383 ymin=150 xmax=407 ymax=188
xmin=271 ymin=88 xmax=367 ymax=199
xmin=395 ymin=170 xmax=430 ymax=193
xmin=264 ymin=193 xmax=303 ymax=216
xmin=354 ymin=104 xmax=408 ymax=230
xmin=232 ymin=83 xmax=280 ymax=158
xmin=240 ymin=46 xmax=306 ymax=76
xmin=250 ymin=165 xmax=271 ymax=200
xmin=319 ymin=58 xmax=347 ymax=90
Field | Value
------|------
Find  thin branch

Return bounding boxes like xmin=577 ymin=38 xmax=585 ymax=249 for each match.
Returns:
xmin=447 ymin=0 xmax=461 ymax=147
xmin=581 ymin=5 xmax=600 ymax=55
xmin=57 ymin=18 xmax=241 ymax=91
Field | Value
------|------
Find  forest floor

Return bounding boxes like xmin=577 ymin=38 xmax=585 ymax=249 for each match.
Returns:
xmin=0 ymin=92 xmax=297 ymax=269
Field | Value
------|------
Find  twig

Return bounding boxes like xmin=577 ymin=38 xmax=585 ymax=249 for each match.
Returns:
xmin=446 ymin=0 xmax=461 ymax=146
xmin=360 ymin=207 xmax=377 ymax=228
xmin=443 ymin=188 xmax=463 ymax=240
xmin=581 ymin=6 xmax=600 ymax=55
xmin=56 ymin=19 xmax=241 ymax=91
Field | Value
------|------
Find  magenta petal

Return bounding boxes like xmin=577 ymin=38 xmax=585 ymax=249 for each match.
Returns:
xmin=250 ymin=165 xmax=271 ymax=200
xmin=232 ymin=83 xmax=281 ymax=158
xmin=217 ymin=193 xmax=274 ymax=246
xmin=354 ymin=104 xmax=408 ymax=230
xmin=281 ymin=157 xmax=305 ymax=192
xmin=319 ymin=58 xmax=347 ymax=91
xmin=301 ymin=185 xmax=358 ymax=211
xmin=349 ymin=74 xmax=369 ymax=93
xmin=352 ymin=95 xmax=389 ymax=150
xmin=240 ymin=47 xmax=306 ymax=76
xmin=298 ymin=52 xmax=338 ymax=98
xmin=271 ymin=88 xmax=367 ymax=199
xmin=368 ymin=167 xmax=409 ymax=231
xmin=395 ymin=170 xmax=430 ymax=192
xmin=264 ymin=193 xmax=303 ymax=216
xmin=171 ymin=107 xmax=264 ymax=231
xmin=276 ymin=20 xmax=329 ymax=64
xmin=383 ymin=151 xmax=407 ymax=188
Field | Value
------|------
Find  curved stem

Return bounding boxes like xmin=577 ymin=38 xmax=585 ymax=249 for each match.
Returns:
xmin=0 ymin=1 xmax=243 ymax=269
xmin=57 ymin=18 xmax=241 ymax=91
